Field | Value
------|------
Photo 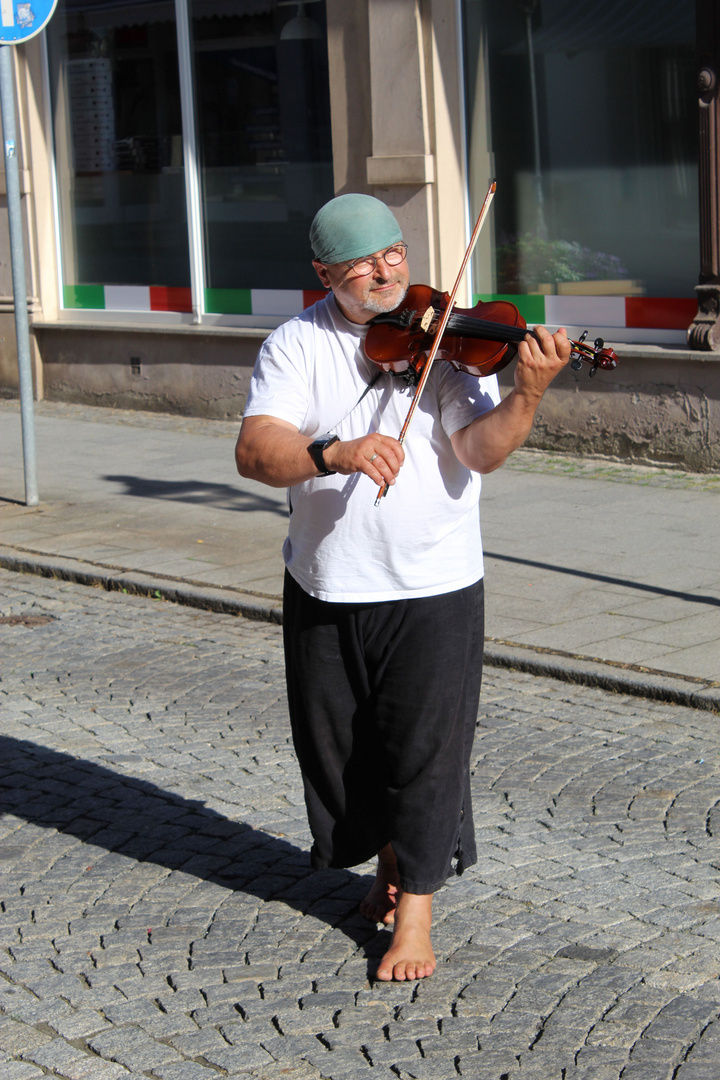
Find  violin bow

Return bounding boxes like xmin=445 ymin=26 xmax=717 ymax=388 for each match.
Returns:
xmin=375 ymin=180 xmax=497 ymax=505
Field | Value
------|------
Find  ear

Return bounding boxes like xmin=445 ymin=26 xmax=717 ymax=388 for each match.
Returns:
xmin=312 ymin=260 xmax=333 ymax=290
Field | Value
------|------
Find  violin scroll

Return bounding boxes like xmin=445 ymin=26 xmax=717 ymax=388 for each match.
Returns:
xmin=569 ymin=331 xmax=618 ymax=378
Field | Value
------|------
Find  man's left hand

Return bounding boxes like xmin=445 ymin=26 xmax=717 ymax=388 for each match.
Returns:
xmin=514 ymin=325 xmax=572 ymax=403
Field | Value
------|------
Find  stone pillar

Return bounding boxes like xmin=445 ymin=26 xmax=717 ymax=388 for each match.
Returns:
xmin=364 ymin=0 xmax=468 ymax=298
xmin=689 ymin=0 xmax=720 ymax=350
xmin=325 ymin=0 xmax=373 ymax=197
xmin=366 ymin=0 xmax=435 ymax=286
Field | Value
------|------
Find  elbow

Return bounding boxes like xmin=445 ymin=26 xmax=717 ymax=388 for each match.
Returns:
xmin=476 ymin=452 xmax=510 ymax=475
xmin=234 ymin=446 xmax=249 ymax=479
xmin=236 ymin=453 xmax=269 ymax=484
xmin=235 ymin=438 xmax=259 ymax=481
xmin=235 ymin=441 xmax=287 ymax=488
xmin=455 ymin=442 xmax=509 ymax=476
xmin=452 ymin=431 xmax=504 ymax=475
xmin=470 ymin=458 xmax=506 ymax=476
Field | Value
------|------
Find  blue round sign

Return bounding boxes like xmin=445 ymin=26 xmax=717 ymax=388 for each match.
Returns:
xmin=0 ymin=0 xmax=58 ymax=43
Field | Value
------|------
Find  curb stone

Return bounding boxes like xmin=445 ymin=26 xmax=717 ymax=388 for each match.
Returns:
xmin=0 ymin=546 xmax=282 ymax=624
xmin=483 ymin=641 xmax=720 ymax=713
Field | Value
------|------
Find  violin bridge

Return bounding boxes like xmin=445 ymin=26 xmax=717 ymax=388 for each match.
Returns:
xmin=420 ymin=306 xmax=435 ymax=333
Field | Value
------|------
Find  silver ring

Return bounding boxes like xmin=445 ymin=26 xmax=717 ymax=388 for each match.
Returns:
xmin=369 ymin=453 xmax=378 ymax=462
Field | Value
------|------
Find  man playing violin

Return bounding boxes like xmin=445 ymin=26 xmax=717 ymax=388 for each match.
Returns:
xmin=235 ymin=194 xmax=570 ymax=982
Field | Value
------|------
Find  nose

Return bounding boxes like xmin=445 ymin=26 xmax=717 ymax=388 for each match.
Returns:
xmin=373 ymin=255 xmax=393 ymax=278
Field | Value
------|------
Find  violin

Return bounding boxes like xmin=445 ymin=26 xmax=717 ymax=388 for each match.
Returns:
xmin=365 ymin=283 xmax=618 ymax=381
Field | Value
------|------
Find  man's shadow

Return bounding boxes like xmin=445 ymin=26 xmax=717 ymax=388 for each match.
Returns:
xmin=104 ymin=475 xmax=288 ymax=517
xmin=0 ymin=736 xmax=390 ymax=967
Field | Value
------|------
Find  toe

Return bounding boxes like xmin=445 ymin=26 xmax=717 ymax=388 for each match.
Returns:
xmin=360 ymin=902 xmax=383 ymax=924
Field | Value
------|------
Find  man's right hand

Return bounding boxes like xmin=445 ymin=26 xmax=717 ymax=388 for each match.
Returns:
xmin=236 ymin=415 xmax=404 ymax=488
xmin=322 ymin=433 xmax=404 ymax=486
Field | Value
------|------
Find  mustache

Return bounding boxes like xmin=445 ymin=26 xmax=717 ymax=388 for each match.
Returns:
xmin=368 ymin=275 xmax=406 ymax=291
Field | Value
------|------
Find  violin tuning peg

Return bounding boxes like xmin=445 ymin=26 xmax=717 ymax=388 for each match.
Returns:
xmin=594 ymin=337 xmax=604 ymax=350
xmin=589 ymin=363 xmax=599 ymax=378
xmin=570 ymin=357 xmax=583 ymax=371
xmin=578 ymin=330 xmax=588 ymax=343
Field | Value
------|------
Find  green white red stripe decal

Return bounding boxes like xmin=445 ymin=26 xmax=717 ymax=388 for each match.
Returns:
xmin=63 ymin=285 xmax=695 ymax=344
xmin=63 ymin=286 xmax=326 ymax=316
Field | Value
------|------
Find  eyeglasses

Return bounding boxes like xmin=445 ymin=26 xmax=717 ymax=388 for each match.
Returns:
xmin=342 ymin=243 xmax=408 ymax=278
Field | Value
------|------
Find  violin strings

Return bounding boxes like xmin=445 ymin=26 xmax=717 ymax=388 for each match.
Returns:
xmin=430 ymin=308 xmax=598 ymax=357
xmin=446 ymin=314 xmax=526 ymax=343
xmin=439 ymin=310 xmax=532 ymax=344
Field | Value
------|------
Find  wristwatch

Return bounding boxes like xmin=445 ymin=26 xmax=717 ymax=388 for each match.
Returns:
xmin=307 ymin=434 xmax=339 ymax=476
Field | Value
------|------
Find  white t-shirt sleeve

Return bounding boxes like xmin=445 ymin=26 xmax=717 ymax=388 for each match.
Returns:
xmin=243 ymin=322 xmax=313 ymax=429
xmin=436 ymin=364 xmax=502 ymax=437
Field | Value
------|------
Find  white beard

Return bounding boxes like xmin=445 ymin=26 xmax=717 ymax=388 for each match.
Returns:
xmin=362 ymin=280 xmax=409 ymax=315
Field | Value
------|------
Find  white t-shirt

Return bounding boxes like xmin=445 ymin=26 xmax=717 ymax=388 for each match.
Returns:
xmin=243 ymin=294 xmax=501 ymax=602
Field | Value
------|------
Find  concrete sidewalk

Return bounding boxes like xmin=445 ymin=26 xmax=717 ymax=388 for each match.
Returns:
xmin=1 ymin=398 xmax=719 ymax=709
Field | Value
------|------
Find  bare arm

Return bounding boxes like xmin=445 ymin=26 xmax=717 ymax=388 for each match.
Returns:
xmin=450 ymin=325 xmax=571 ymax=475
xmin=235 ymin=414 xmax=405 ymax=489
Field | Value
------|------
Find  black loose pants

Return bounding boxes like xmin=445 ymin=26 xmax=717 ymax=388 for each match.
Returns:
xmin=282 ymin=571 xmax=485 ymax=894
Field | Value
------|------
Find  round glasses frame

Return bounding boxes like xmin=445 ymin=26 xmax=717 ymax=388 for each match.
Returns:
xmin=342 ymin=242 xmax=408 ymax=278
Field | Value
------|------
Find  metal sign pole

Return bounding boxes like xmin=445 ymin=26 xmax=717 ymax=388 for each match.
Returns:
xmin=0 ymin=43 xmax=37 ymax=506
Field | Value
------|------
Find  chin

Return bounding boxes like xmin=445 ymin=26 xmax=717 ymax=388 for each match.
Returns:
xmin=365 ymin=283 xmax=408 ymax=315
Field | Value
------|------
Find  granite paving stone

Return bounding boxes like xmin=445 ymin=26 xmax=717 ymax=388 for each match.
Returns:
xmin=0 ymin=1065 xmax=49 ymax=1079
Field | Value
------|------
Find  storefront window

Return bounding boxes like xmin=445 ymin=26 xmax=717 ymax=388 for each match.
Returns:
xmin=462 ymin=0 xmax=698 ymax=307
xmin=47 ymin=0 xmax=191 ymax=305
xmin=192 ymin=0 xmax=333 ymax=297
xmin=47 ymin=0 xmax=333 ymax=314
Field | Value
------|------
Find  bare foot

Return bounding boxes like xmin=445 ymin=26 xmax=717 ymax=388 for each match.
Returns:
xmin=360 ymin=844 xmax=400 ymax=925
xmin=375 ymin=891 xmax=435 ymax=982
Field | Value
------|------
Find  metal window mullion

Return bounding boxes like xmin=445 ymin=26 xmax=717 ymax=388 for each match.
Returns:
xmin=175 ymin=0 xmax=205 ymax=322
xmin=455 ymin=0 xmax=472 ymax=296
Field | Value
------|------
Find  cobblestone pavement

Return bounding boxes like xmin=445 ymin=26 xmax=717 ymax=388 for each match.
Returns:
xmin=2 ymin=568 xmax=720 ymax=1080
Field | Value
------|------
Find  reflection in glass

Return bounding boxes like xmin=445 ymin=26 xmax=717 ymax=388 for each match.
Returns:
xmin=463 ymin=0 xmax=698 ymax=298
xmin=47 ymin=0 xmax=191 ymax=290
xmin=191 ymin=0 xmax=334 ymax=292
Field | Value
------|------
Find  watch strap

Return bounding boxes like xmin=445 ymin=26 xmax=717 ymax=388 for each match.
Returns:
xmin=308 ymin=435 xmax=339 ymax=476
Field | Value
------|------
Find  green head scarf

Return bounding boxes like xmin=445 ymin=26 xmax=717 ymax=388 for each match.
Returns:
xmin=310 ymin=194 xmax=403 ymax=265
